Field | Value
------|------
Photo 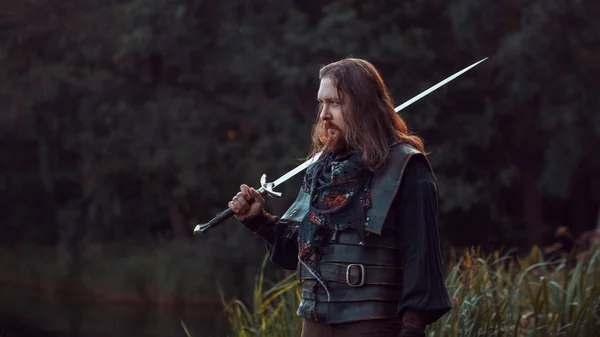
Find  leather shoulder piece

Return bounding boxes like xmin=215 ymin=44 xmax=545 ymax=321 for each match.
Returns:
xmin=279 ymin=143 xmax=432 ymax=232
xmin=280 ymin=187 xmax=311 ymax=224
xmin=365 ymin=142 xmax=426 ymax=236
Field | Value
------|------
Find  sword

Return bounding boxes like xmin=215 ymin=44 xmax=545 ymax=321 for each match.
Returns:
xmin=193 ymin=57 xmax=487 ymax=236
xmin=193 ymin=157 xmax=321 ymax=235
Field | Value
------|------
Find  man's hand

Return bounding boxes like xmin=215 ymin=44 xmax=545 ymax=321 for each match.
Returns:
xmin=228 ymin=184 xmax=265 ymax=221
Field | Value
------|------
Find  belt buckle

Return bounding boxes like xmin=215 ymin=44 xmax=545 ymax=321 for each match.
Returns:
xmin=345 ymin=264 xmax=365 ymax=287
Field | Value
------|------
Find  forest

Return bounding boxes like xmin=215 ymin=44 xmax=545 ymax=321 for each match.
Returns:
xmin=0 ymin=1 xmax=599 ymax=336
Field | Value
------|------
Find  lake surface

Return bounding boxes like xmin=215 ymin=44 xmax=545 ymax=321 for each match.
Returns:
xmin=0 ymin=292 xmax=229 ymax=337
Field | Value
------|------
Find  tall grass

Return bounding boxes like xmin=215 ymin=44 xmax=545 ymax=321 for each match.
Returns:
xmin=220 ymin=255 xmax=303 ymax=337
xmin=219 ymin=243 xmax=600 ymax=337
xmin=430 ymin=244 xmax=600 ymax=336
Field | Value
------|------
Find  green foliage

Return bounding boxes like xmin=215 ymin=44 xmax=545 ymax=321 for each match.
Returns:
xmin=1 ymin=0 xmax=600 ymax=312
xmin=433 ymin=245 xmax=600 ymax=336
xmin=218 ymin=245 xmax=600 ymax=337
xmin=220 ymin=255 xmax=303 ymax=337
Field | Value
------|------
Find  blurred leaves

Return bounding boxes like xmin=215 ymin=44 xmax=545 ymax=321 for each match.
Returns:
xmin=0 ymin=0 xmax=599 ymax=250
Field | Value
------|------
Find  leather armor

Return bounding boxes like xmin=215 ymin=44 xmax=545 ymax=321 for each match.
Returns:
xmin=279 ymin=143 xmax=430 ymax=324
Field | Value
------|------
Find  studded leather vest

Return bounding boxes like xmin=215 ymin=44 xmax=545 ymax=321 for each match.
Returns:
xmin=279 ymin=143 xmax=426 ymax=324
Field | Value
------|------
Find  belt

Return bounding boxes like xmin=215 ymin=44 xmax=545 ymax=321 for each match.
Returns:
xmin=301 ymin=282 xmax=404 ymax=302
xmin=332 ymin=231 xmax=399 ymax=249
xmin=316 ymin=244 xmax=401 ymax=267
xmin=297 ymin=298 xmax=401 ymax=324
xmin=299 ymin=262 xmax=403 ymax=287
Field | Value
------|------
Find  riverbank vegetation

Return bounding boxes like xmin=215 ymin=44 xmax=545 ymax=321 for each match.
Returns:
xmin=220 ymin=241 xmax=600 ymax=337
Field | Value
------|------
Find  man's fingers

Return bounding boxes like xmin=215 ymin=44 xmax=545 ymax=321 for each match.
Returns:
xmin=230 ymin=198 xmax=243 ymax=212
xmin=229 ymin=185 xmax=256 ymax=217
xmin=249 ymin=188 xmax=264 ymax=204
xmin=233 ymin=192 xmax=251 ymax=205
xmin=240 ymin=184 xmax=252 ymax=201
xmin=231 ymin=185 xmax=261 ymax=216
xmin=228 ymin=201 xmax=238 ymax=213
xmin=237 ymin=198 xmax=249 ymax=210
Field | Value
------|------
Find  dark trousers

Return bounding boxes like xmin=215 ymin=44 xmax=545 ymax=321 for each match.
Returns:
xmin=300 ymin=318 xmax=402 ymax=337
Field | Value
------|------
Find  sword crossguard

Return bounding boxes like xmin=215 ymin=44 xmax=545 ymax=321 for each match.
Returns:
xmin=259 ymin=174 xmax=282 ymax=198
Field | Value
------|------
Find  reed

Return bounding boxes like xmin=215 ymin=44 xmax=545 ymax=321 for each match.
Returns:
xmin=220 ymin=254 xmax=303 ymax=337
xmin=218 ymin=243 xmax=600 ymax=337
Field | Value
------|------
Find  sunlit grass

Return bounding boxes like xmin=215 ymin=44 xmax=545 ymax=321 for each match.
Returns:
xmin=215 ymin=242 xmax=600 ymax=337
xmin=429 ymin=244 xmax=600 ymax=336
xmin=220 ymin=254 xmax=303 ymax=337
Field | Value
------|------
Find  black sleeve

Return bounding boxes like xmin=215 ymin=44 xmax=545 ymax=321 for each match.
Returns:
xmin=241 ymin=210 xmax=299 ymax=271
xmin=394 ymin=155 xmax=452 ymax=325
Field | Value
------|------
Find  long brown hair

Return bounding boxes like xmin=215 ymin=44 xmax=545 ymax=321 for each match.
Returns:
xmin=307 ymin=58 xmax=425 ymax=172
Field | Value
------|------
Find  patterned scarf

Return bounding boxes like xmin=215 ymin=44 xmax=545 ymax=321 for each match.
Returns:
xmin=298 ymin=149 xmax=373 ymax=262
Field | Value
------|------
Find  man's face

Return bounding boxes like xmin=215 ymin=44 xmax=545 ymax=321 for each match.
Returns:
xmin=317 ymin=77 xmax=347 ymax=152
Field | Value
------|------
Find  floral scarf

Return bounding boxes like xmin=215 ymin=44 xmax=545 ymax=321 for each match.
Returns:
xmin=297 ymin=149 xmax=373 ymax=299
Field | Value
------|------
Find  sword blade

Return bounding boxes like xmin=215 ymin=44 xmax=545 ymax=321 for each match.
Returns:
xmin=272 ymin=152 xmax=323 ymax=188
xmin=268 ymin=58 xmax=487 ymax=188
xmin=194 ymin=58 xmax=487 ymax=236
xmin=394 ymin=57 xmax=488 ymax=112
xmin=272 ymin=58 xmax=487 ymax=185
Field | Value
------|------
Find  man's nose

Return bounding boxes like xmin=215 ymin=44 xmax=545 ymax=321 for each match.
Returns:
xmin=319 ymin=104 xmax=330 ymax=121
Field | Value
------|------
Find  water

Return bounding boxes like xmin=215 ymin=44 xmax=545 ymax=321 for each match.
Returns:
xmin=0 ymin=292 xmax=229 ymax=337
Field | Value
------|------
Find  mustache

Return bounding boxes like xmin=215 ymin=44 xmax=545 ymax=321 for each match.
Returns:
xmin=322 ymin=121 xmax=341 ymax=131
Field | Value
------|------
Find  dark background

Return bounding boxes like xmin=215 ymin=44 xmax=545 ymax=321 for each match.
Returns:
xmin=0 ymin=0 xmax=599 ymax=336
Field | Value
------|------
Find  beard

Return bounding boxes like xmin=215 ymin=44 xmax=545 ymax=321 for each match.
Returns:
xmin=320 ymin=122 xmax=347 ymax=153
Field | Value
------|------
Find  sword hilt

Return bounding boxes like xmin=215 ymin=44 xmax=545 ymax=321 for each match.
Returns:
xmin=260 ymin=173 xmax=282 ymax=198
xmin=193 ymin=174 xmax=281 ymax=236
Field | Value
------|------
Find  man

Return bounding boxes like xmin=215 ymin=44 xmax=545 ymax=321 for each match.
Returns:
xmin=228 ymin=58 xmax=451 ymax=337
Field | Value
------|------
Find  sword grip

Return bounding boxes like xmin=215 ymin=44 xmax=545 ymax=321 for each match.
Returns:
xmin=193 ymin=195 xmax=257 ymax=236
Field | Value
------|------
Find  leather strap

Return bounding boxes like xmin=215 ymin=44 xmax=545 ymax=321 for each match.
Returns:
xmin=299 ymin=262 xmax=403 ymax=286
xmin=301 ymin=285 xmax=403 ymax=303
xmin=316 ymin=244 xmax=401 ymax=266
xmin=333 ymin=230 xmax=399 ymax=249
xmin=300 ymin=299 xmax=401 ymax=324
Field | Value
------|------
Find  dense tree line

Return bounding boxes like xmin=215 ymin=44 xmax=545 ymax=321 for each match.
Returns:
xmin=1 ymin=0 xmax=598 ymax=254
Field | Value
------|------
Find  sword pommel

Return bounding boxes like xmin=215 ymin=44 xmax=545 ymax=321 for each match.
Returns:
xmin=194 ymin=174 xmax=281 ymax=236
